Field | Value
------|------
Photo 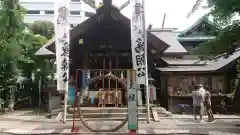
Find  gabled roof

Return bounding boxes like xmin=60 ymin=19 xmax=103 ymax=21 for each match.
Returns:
xmin=161 ymin=58 xmax=207 ymax=66
xmin=150 ymin=29 xmax=187 ymax=54
xmin=40 ymin=4 xmax=169 ymax=54
xmin=35 ymin=46 xmax=54 ymax=56
xmin=156 ymin=48 xmax=240 ymax=72
xmin=35 ymin=38 xmax=55 ymax=56
xmin=178 ymin=16 xmax=219 ymax=38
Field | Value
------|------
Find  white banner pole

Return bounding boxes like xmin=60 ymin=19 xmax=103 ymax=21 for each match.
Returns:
xmin=142 ymin=0 xmax=150 ymax=123
xmin=130 ymin=0 xmax=150 ymax=123
xmin=54 ymin=0 xmax=70 ymax=123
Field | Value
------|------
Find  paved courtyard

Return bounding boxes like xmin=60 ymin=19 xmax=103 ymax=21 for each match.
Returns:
xmin=0 ymin=111 xmax=240 ymax=134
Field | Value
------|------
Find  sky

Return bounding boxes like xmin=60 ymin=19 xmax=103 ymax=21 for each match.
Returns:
xmin=111 ymin=0 xmax=211 ymax=31
xmin=20 ymin=0 xmax=211 ymax=31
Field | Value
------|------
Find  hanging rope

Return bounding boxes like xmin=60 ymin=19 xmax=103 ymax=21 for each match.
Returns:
xmin=76 ymin=73 xmax=128 ymax=132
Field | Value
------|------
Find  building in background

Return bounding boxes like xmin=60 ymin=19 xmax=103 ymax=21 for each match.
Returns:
xmin=19 ymin=0 xmax=100 ymax=28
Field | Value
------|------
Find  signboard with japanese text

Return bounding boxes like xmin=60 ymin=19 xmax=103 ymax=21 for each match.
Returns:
xmin=130 ymin=0 xmax=146 ymax=84
xmin=54 ymin=0 xmax=70 ymax=91
xmin=80 ymin=70 xmax=90 ymax=98
xmin=127 ymin=70 xmax=138 ymax=130
xmin=81 ymin=70 xmax=89 ymax=89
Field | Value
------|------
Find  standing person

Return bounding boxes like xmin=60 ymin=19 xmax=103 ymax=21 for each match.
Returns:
xmin=198 ymin=84 xmax=206 ymax=96
xmin=204 ymin=86 xmax=214 ymax=122
xmin=192 ymin=84 xmax=205 ymax=123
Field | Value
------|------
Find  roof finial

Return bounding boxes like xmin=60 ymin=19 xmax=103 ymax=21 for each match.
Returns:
xmin=103 ymin=0 xmax=112 ymax=6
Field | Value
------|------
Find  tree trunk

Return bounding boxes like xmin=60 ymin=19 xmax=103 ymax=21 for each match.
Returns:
xmin=8 ymin=98 xmax=14 ymax=112
xmin=7 ymin=87 xmax=15 ymax=112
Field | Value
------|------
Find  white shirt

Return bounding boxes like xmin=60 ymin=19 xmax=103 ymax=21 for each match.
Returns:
xmin=199 ymin=87 xmax=206 ymax=96
xmin=192 ymin=90 xmax=204 ymax=106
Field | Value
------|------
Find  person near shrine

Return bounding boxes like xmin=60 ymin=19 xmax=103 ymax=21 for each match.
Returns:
xmin=204 ymin=85 xmax=214 ymax=122
xmin=192 ymin=84 xmax=205 ymax=123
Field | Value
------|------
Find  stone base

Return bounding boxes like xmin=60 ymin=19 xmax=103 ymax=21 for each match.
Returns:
xmin=152 ymin=106 xmax=172 ymax=117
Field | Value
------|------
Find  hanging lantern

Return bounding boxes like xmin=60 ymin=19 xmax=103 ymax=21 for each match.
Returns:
xmin=79 ymin=39 xmax=84 ymax=44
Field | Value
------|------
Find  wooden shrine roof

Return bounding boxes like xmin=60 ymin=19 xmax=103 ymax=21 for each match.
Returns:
xmin=178 ymin=16 xmax=220 ymax=38
xmin=39 ymin=3 xmax=169 ymax=55
xmin=150 ymin=29 xmax=187 ymax=55
xmin=156 ymin=48 xmax=240 ymax=72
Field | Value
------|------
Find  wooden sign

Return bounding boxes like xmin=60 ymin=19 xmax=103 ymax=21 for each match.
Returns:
xmin=127 ymin=70 xmax=138 ymax=130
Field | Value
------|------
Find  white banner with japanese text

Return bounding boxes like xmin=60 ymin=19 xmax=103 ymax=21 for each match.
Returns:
xmin=130 ymin=0 xmax=146 ymax=84
xmin=54 ymin=0 xmax=70 ymax=91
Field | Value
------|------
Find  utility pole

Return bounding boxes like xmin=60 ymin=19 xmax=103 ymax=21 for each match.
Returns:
xmin=142 ymin=0 xmax=150 ymax=123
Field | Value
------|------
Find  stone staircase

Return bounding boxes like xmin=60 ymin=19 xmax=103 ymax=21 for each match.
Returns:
xmin=47 ymin=106 xmax=172 ymax=122
xmin=66 ymin=107 xmax=154 ymax=121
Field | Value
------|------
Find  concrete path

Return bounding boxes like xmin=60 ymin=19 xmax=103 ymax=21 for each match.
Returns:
xmin=162 ymin=114 xmax=240 ymax=119
xmin=1 ymin=111 xmax=240 ymax=134
xmin=0 ymin=118 xmax=240 ymax=134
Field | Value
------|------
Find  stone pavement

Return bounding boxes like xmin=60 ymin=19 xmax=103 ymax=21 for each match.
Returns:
xmin=1 ymin=111 xmax=240 ymax=134
xmin=0 ymin=119 xmax=240 ymax=134
xmin=163 ymin=114 xmax=240 ymax=119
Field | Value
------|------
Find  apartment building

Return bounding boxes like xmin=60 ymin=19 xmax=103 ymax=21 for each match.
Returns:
xmin=19 ymin=0 xmax=100 ymax=27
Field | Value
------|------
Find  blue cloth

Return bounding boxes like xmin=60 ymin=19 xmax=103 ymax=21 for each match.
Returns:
xmin=68 ymin=85 xmax=75 ymax=105
xmin=90 ymin=96 xmax=94 ymax=105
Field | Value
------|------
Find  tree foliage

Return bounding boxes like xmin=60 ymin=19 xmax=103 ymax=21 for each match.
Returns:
xmin=28 ymin=20 xmax=54 ymax=39
xmin=189 ymin=0 xmax=240 ymax=54
xmin=0 ymin=0 xmax=25 ymax=108
xmin=18 ymin=33 xmax=49 ymax=78
xmin=0 ymin=0 xmax=52 ymax=108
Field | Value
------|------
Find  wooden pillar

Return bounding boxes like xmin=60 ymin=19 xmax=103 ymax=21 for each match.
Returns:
xmin=109 ymin=55 xmax=112 ymax=69
xmin=83 ymin=51 xmax=88 ymax=69
xmin=116 ymin=55 xmax=119 ymax=69
xmin=102 ymin=56 xmax=106 ymax=88
xmin=209 ymin=76 xmax=212 ymax=90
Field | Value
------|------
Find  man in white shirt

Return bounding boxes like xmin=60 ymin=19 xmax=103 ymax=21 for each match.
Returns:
xmin=198 ymin=84 xmax=206 ymax=96
xmin=192 ymin=84 xmax=205 ymax=123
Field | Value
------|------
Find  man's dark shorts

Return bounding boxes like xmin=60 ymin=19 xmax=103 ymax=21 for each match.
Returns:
xmin=193 ymin=106 xmax=204 ymax=116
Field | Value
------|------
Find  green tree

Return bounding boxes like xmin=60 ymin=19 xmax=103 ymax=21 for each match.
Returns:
xmin=0 ymin=0 xmax=52 ymax=110
xmin=0 ymin=0 xmax=25 ymax=110
xmin=28 ymin=20 xmax=54 ymax=39
xmin=18 ymin=33 xmax=49 ymax=78
xmin=188 ymin=0 xmax=240 ymax=54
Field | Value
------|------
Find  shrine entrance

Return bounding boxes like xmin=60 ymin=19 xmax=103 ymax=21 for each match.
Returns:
xmin=71 ymin=69 xmax=136 ymax=132
xmin=76 ymin=69 xmax=128 ymax=107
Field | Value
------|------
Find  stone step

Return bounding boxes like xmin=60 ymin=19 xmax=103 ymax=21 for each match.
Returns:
xmin=152 ymin=110 xmax=160 ymax=122
xmin=152 ymin=107 xmax=172 ymax=117
xmin=67 ymin=107 xmax=147 ymax=114
xmin=66 ymin=117 xmax=154 ymax=121
xmin=67 ymin=112 xmax=147 ymax=118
